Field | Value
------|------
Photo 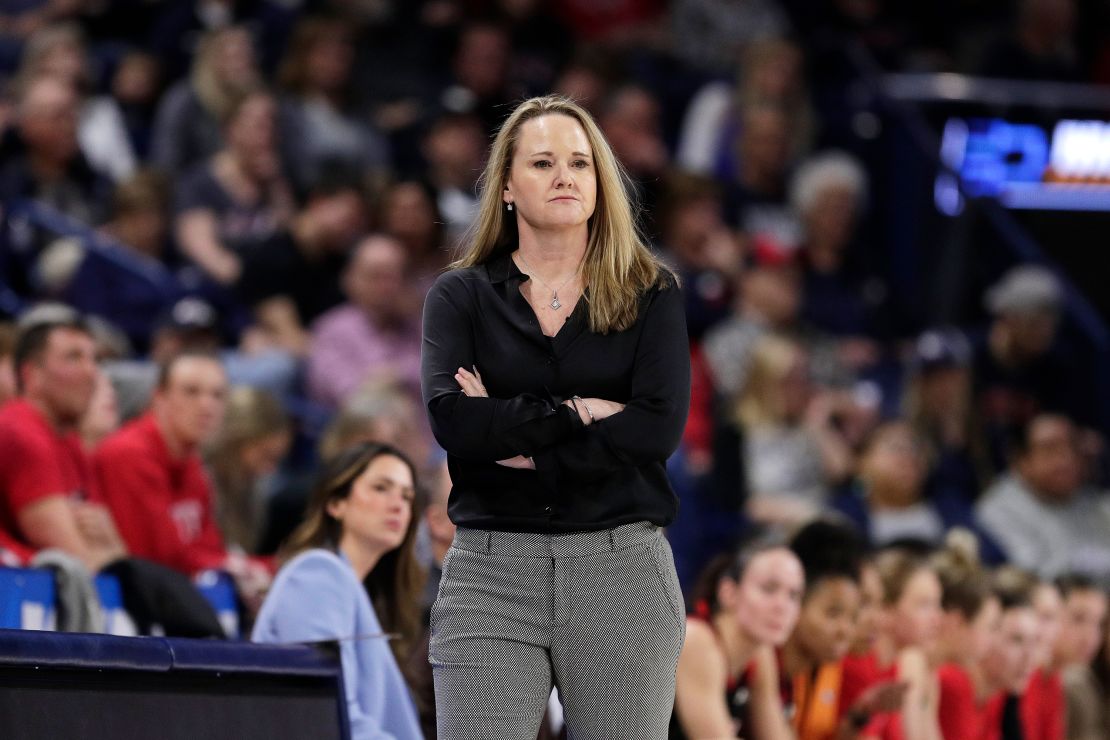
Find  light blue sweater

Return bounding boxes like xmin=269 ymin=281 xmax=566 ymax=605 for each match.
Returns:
xmin=251 ymin=549 xmax=424 ymax=740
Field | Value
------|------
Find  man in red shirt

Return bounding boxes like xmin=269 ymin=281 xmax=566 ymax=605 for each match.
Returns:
xmin=0 ymin=312 xmax=127 ymax=570
xmin=94 ymin=351 xmax=269 ymax=604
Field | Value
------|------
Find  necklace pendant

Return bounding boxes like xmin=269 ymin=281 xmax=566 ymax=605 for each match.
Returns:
xmin=550 ymin=295 xmax=562 ymax=310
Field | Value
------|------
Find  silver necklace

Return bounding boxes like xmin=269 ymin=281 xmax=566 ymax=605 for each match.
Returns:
xmin=516 ymin=251 xmax=579 ymax=310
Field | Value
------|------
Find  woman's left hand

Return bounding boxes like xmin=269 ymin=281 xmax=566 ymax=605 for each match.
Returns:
xmin=455 ymin=366 xmax=535 ymax=470
xmin=455 ymin=366 xmax=488 ymax=397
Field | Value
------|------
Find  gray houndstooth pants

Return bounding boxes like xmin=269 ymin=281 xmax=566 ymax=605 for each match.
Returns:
xmin=429 ymin=521 xmax=686 ymax=740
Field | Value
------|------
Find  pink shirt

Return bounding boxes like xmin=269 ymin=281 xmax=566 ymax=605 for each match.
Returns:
xmin=306 ymin=304 xmax=423 ymax=408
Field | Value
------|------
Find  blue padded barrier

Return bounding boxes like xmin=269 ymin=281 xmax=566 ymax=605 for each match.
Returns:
xmin=0 ymin=567 xmax=56 ymax=631
xmin=0 ymin=629 xmax=351 ymax=740
xmin=94 ymin=573 xmax=139 ymax=636
xmin=194 ymin=569 xmax=240 ymax=638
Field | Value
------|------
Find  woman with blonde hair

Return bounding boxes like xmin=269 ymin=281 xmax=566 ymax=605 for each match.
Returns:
xmin=252 ymin=441 xmax=424 ymax=740
xmin=150 ymin=26 xmax=261 ymax=175
xmin=205 ymin=386 xmax=292 ymax=553
xmin=421 ymin=94 xmax=690 ymax=738
xmin=737 ymin=334 xmax=853 ymax=526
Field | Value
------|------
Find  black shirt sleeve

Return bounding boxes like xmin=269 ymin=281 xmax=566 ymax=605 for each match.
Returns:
xmin=531 ymin=280 xmax=691 ymax=483
xmin=421 ymin=271 xmax=583 ymax=462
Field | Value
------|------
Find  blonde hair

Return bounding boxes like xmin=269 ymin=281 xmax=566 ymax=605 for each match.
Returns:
xmin=205 ymin=386 xmax=291 ymax=550
xmin=736 ymin=334 xmax=804 ymax=427
xmin=191 ymin=27 xmax=258 ymax=123
xmin=16 ymin=23 xmax=89 ymax=91
xmin=452 ymin=95 xmax=672 ymax=334
xmin=874 ymin=548 xmax=933 ymax=607
xmin=931 ymin=529 xmax=990 ymax=619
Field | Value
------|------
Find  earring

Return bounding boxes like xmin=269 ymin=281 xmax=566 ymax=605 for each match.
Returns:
xmin=507 ymin=202 xmax=513 ymax=211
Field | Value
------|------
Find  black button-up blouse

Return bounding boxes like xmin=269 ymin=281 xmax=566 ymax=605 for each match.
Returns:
xmin=420 ymin=250 xmax=691 ymax=533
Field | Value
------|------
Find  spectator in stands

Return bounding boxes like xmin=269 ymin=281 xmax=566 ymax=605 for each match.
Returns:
xmin=307 ymin=234 xmax=422 ymax=408
xmin=102 ymin=296 xmax=222 ymax=422
xmin=420 ymin=112 xmax=484 ymax=249
xmin=0 ymin=322 xmax=15 ymax=405
xmin=205 ymin=385 xmax=291 ymax=554
xmin=733 ymin=335 xmax=853 ymax=526
xmin=377 ymin=179 xmax=447 ymax=294
xmin=79 ymin=368 xmax=118 ymax=450
xmin=174 ymin=86 xmax=295 ymax=285
xmin=145 ymin=0 xmax=294 ymax=84
xmin=259 ymin=380 xmax=429 ymax=554
xmin=109 ymin=51 xmax=161 ymax=160
xmin=409 ymin=457 xmax=453 ymax=738
xmin=252 ymin=441 xmax=425 ymax=740
xmin=792 ymin=150 xmax=890 ymax=362
xmin=1053 ymin=574 xmax=1107 ymax=739
xmin=903 ymin=328 xmax=981 ymax=501
xmin=442 ymin=21 xmax=513 ymax=135
xmin=721 ymin=99 xmax=800 ymax=251
xmin=972 ymin=264 xmax=1089 ymax=475
xmin=276 ymin=15 xmax=389 ymax=192
xmin=499 ymin=0 xmax=574 ymax=97
xmin=36 ymin=169 xmax=180 ymax=353
xmin=976 ymin=413 xmax=1110 ymax=585
xmin=598 ymin=85 xmax=669 ymax=239
xmin=551 ymin=51 xmax=611 ymax=114
xmin=831 ymin=421 xmax=999 ymax=556
xmin=0 ymin=311 xmax=127 ymax=570
xmin=149 ymin=26 xmax=261 ymax=176
xmin=656 ymin=172 xmax=744 ymax=342
xmin=704 ymin=246 xmax=847 ymax=402
xmin=672 ymin=538 xmax=805 ymax=738
xmin=14 ymin=23 xmax=137 ymax=183
xmin=235 ymin=173 xmax=367 ymax=357
xmin=99 ymin=169 xmax=172 ymax=263
xmin=0 ymin=73 xmax=113 ymax=270
xmin=418 ymin=458 xmax=453 ymax=617
xmin=670 ymin=0 xmax=790 ymax=77
xmin=979 ymin=0 xmax=1081 ymax=81
xmin=94 ymin=351 xmax=271 ymax=608
xmin=677 ymin=38 xmax=811 ymax=178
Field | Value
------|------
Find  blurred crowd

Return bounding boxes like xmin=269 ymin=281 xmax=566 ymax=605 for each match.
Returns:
xmin=3 ymin=0 xmax=1110 ymax=738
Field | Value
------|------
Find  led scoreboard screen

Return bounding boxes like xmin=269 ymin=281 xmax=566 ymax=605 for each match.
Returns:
xmin=936 ymin=117 xmax=1110 ymax=214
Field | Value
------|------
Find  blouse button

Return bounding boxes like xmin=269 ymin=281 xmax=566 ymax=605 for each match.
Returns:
xmin=544 ymin=506 xmax=553 ymax=515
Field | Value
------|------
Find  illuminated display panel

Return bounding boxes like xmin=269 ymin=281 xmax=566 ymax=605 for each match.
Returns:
xmin=937 ymin=117 xmax=1110 ymax=213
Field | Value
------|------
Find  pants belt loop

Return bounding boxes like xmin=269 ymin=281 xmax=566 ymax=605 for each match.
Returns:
xmin=484 ymin=530 xmax=492 ymax=552
xmin=609 ymin=528 xmax=617 ymax=551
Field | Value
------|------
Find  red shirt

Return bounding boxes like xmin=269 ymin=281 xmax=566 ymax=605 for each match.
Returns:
xmin=840 ymin=651 xmax=884 ymax=716
xmin=94 ymin=413 xmax=228 ymax=575
xmin=1021 ymin=669 xmax=1064 ymax=740
xmin=938 ymin=663 xmax=1002 ymax=740
xmin=0 ymin=399 xmax=99 ymax=558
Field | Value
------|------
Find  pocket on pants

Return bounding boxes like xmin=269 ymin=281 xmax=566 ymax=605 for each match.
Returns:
xmin=429 ymin=546 xmax=458 ymax=631
xmin=648 ymin=538 xmax=687 ymax=632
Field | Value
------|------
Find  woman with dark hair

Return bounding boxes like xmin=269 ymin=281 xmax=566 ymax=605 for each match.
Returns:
xmin=784 ymin=521 xmax=905 ymax=739
xmin=251 ymin=442 xmax=424 ymax=740
xmin=276 ymin=15 xmax=389 ymax=191
xmin=421 ymin=94 xmax=690 ymax=738
xmin=174 ymin=87 xmax=295 ymax=285
xmin=671 ymin=538 xmax=804 ymax=739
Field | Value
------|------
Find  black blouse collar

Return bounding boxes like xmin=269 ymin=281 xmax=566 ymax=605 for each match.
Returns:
xmin=485 ymin=250 xmax=528 ymax=285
